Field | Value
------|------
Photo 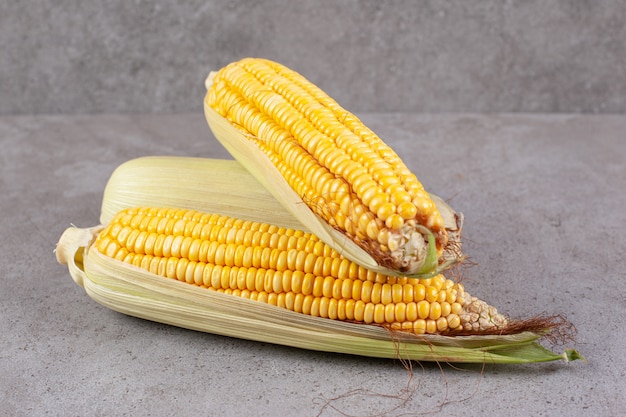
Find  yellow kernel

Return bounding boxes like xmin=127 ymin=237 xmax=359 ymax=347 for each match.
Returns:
xmin=413 ymin=319 xmax=426 ymax=334
xmin=253 ymin=268 xmax=264 ymax=292
xmin=293 ymin=293 xmax=304 ymax=313
xmin=414 ymin=283 xmax=426 ymax=301
xmin=358 ymin=212 xmax=375 ymax=234
xmin=351 ymin=279 xmax=362 ymax=301
xmin=310 ymin=297 xmax=320 ymax=317
xmin=361 ymin=281 xmax=373 ymax=303
xmin=397 ymin=201 xmax=418 ymax=220
xmin=322 ymin=276 xmax=334 ymax=298
xmin=370 ymin=283 xmax=382 ymax=304
xmin=312 ymin=276 xmax=324 ymax=297
xmin=368 ymin=194 xmax=389 ymax=215
xmin=345 ymin=299 xmax=356 ymax=320
xmin=270 ymin=270 xmax=283 ymax=293
xmin=391 ymin=190 xmax=411 ymax=205
xmin=327 ymin=298 xmax=338 ymax=319
xmin=125 ymin=229 xmax=140 ymax=252
xmin=165 ymin=257 xmax=178 ymax=279
xmin=400 ymin=322 xmax=413 ymax=332
xmin=441 ymin=301 xmax=451 ymax=317
xmin=380 ymin=284 xmax=392 ymax=305
xmin=332 ymin=279 xmax=342 ymax=299
xmin=276 ymin=293 xmax=286 ymax=309
xmin=336 ymin=299 xmax=346 ymax=320
xmin=104 ymin=241 xmax=120 ymax=259
xmin=406 ymin=302 xmax=417 ymax=321
xmin=302 ymin=295 xmax=314 ymax=315
xmin=391 ymin=284 xmax=403 ymax=304
xmin=425 ymin=319 xmax=438 ymax=334
xmin=257 ymin=291 xmax=269 ymax=305
xmin=451 ymin=302 xmax=463 ymax=315
xmin=429 ymin=301 xmax=442 ymax=320
xmin=376 ymin=202 xmax=396 ymax=221
xmin=220 ymin=266 xmax=231 ymax=289
xmin=235 ymin=267 xmax=247 ymax=290
xmin=353 ymin=300 xmax=365 ymax=321
xmin=394 ymin=303 xmax=406 ymax=322
xmin=385 ymin=214 xmax=404 ymax=230
xmin=379 ymin=174 xmax=400 ymax=190
xmin=402 ymin=284 xmax=414 ymax=303
xmin=363 ymin=303 xmax=375 ymax=324
xmin=285 ymin=292 xmax=295 ymax=310
xmin=447 ymin=314 xmax=461 ymax=330
xmin=377 ymin=228 xmax=391 ymax=245
xmin=341 ymin=279 xmax=353 ymax=299
xmin=417 ymin=300 xmax=430 ymax=319
xmin=384 ymin=304 xmax=395 ymax=323
xmin=374 ymin=304 xmax=386 ymax=324
xmin=434 ymin=317 xmax=448 ymax=332
xmin=301 ymin=273 xmax=314 ymax=295
xmin=362 ymin=186 xmax=384 ymax=208
xmin=425 ymin=286 xmax=439 ymax=303
xmin=365 ymin=220 xmax=380 ymax=241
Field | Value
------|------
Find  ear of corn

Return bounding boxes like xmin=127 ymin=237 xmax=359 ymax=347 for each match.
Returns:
xmin=56 ymin=207 xmax=583 ymax=364
xmin=204 ymin=58 xmax=463 ymax=278
xmin=93 ymin=206 xmax=498 ymax=335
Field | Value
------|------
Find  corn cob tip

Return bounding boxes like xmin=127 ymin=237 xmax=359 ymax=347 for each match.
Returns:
xmin=455 ymin=292 xmax=508 ymax=333
xmin=369 ymin=195 xmax=464 ymax=276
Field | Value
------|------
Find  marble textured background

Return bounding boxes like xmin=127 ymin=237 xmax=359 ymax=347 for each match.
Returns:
xmin=2 ymin=0 xmax=625 ymax=115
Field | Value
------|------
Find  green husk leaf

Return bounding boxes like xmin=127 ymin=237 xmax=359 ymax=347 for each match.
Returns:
xmin=56 ymin=227 xmax=582 ymax=364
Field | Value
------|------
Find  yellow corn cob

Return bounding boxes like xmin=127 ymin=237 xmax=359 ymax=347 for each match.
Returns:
xmin=204 ymin=58 xmax=463 ymax=276
xmin=94 ymin=206 xmax=505 ymax=335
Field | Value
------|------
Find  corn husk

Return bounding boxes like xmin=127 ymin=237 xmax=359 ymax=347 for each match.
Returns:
xmin=203 ymin=72 xmax=462 ymax=278
xmin=100 ymin=156 xmax=303 ymax=230
xmin=56 ymin=225 xmax=581 ymax=364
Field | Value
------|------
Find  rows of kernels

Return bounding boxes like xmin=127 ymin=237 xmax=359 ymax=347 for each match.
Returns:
xmin=214 ymin=287 xmax=461 ymax=334
xmin=208 ymin=59 xmax=446 ymax=256
xmin=95 ymin=207 xmax=468 ymax=334
xmin=210 ymin=80 xmax=384 ymax=244
xmin=98 ymin=238 xmax=458 ymax=308
xmin=259 ymin=59 xmax=445 ymax=234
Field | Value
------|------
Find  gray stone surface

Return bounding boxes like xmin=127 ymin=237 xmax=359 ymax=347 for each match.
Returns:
xmin=2 ymin=1 xmax=626 ymax=115
xmin=1 ymin=112 xmax=624 ymax=416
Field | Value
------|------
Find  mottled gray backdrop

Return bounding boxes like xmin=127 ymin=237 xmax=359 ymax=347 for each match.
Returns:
xmin=2 ymin=0 xmax=625 ymax=115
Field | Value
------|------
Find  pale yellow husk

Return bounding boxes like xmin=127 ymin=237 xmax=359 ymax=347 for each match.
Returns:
xmin=101 ymin=156 xmax=303 ymax=230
